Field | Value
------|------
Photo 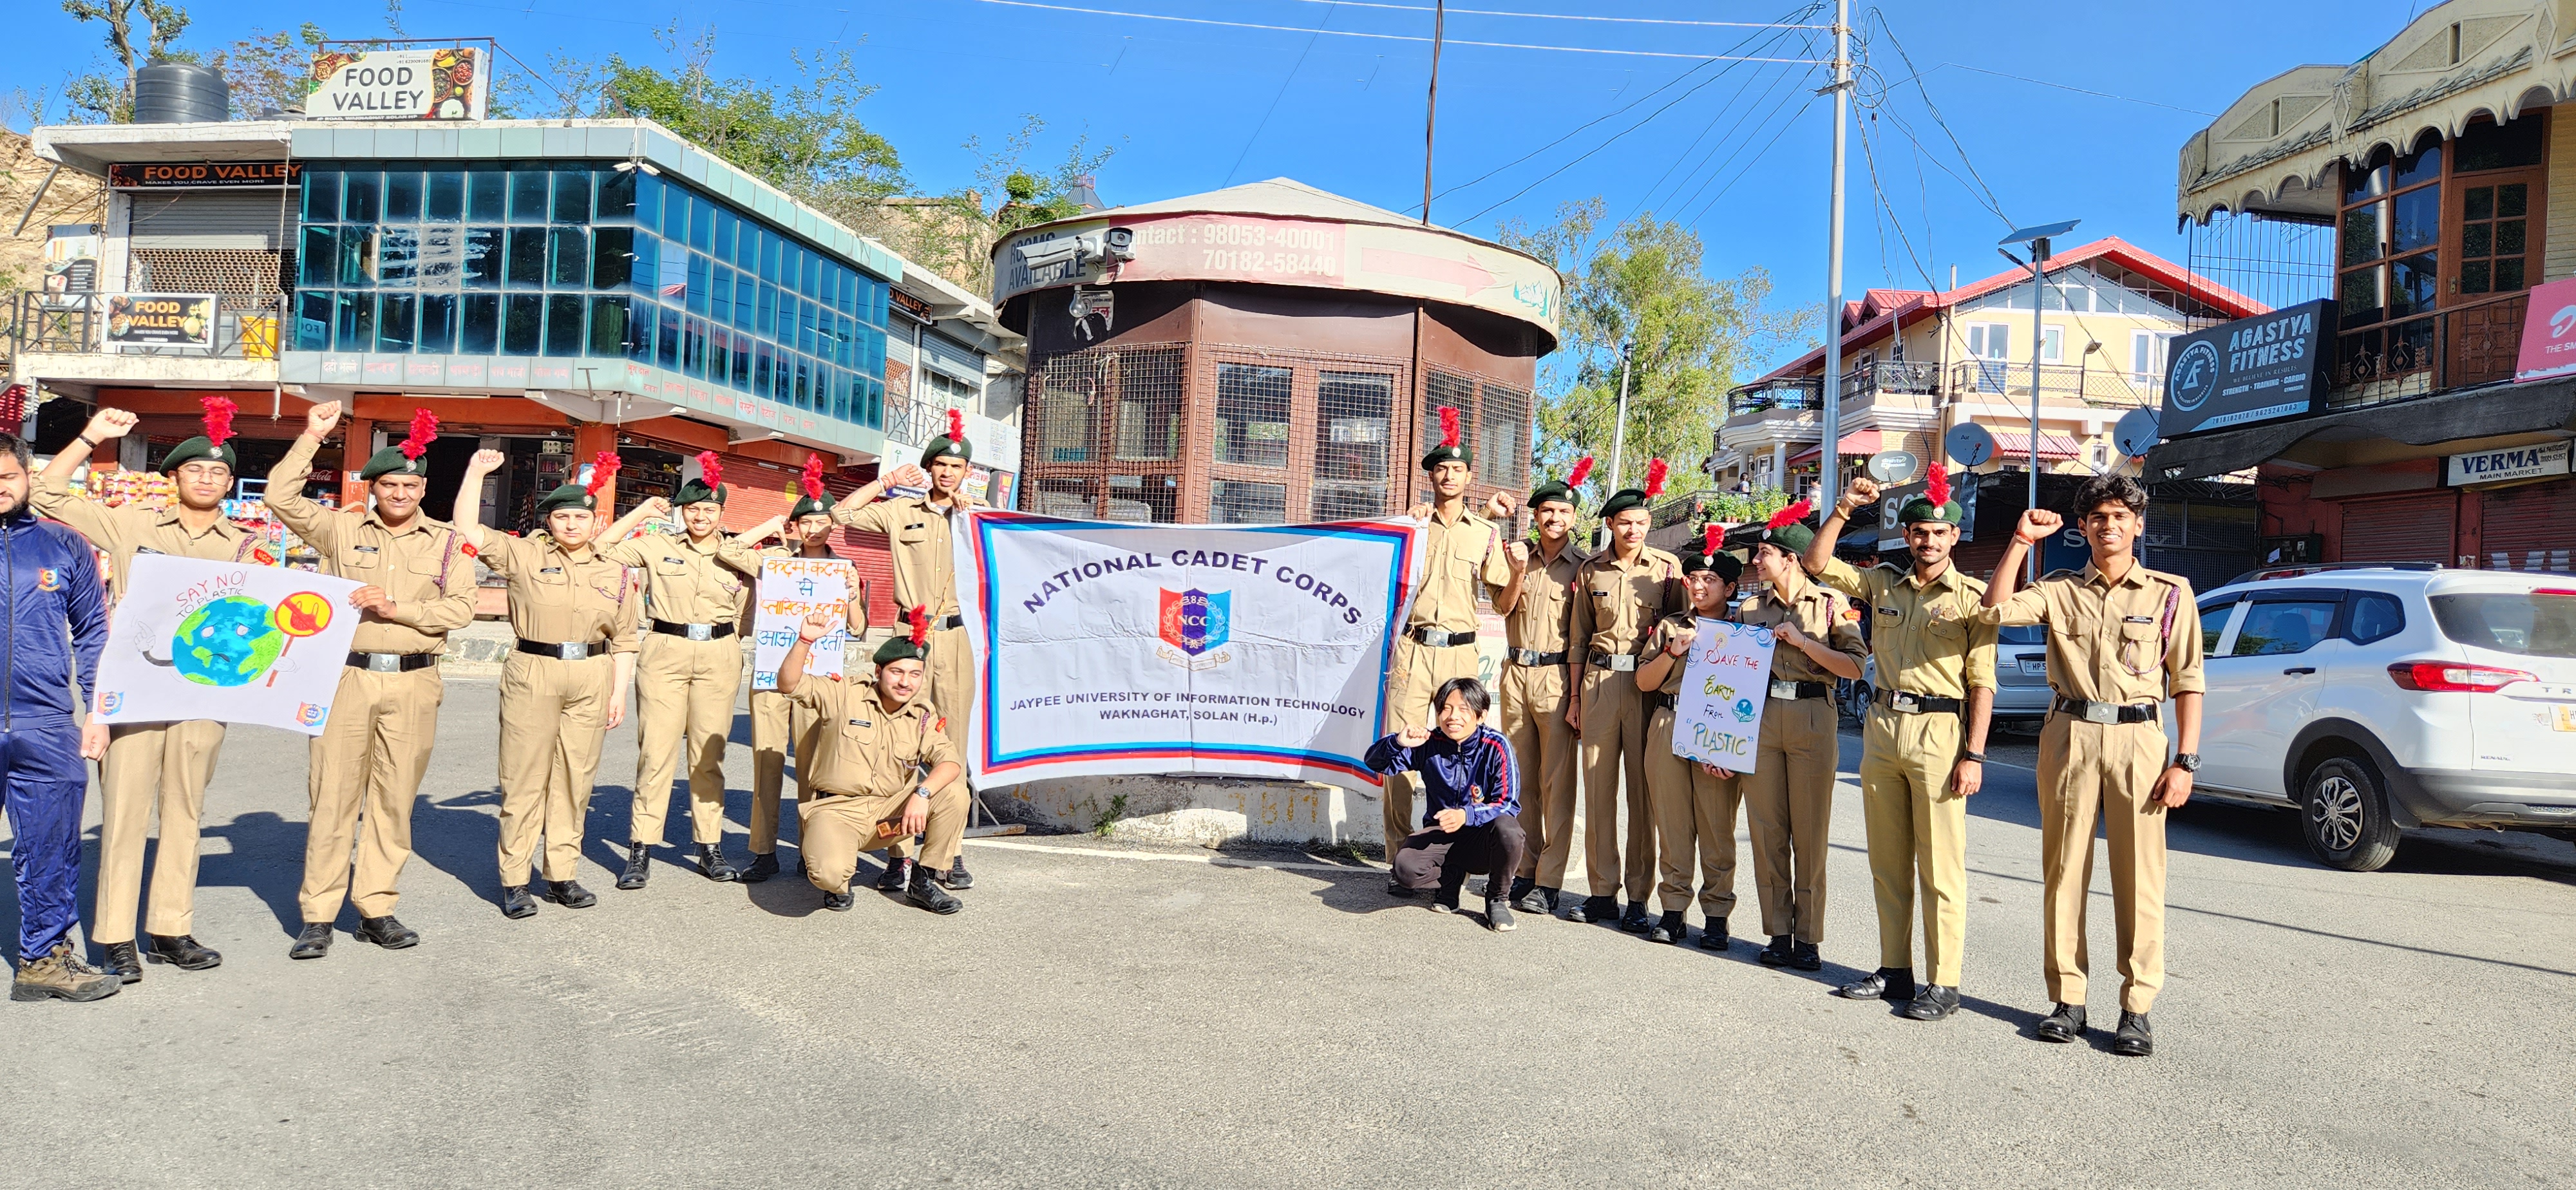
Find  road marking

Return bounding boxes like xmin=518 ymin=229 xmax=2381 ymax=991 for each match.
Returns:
xmin=966 ymin=836 xmax=1386 ymax=875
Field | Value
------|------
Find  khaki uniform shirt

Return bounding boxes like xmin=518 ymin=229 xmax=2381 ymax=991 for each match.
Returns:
xmin=1978 ymin=563 xmax=2206 ymax=703
xmin=1738 ymin=567 xmax=1866 ymax=683
xmin=1409 ymin=507 xmax=1513 ymax=633
xmin=1503 ymin=540 xmax=1586 ymax=656
xmin=1570 ymin=546 xmax=1685 ymax=661
xmin=788 ymin=676 xmax=961 ymax=798
xmin=1814 ymin=556 xmax=1998 ymax=699
xmin=265 ymin=437 xmax=478 ymax=655
xmin=835 ymin=493 xmax=980 ymax=620
xmin=34 ymin=469 xmax=254 ymax=601
xmin=597 ymin=529 xmax=760 ymax=627
xmin=478 ymin=534 xmax=641 ymax=655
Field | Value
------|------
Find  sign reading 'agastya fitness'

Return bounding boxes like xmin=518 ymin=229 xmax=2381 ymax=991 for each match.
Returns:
xmin=2161 ymin=298 xmax=2335 ymax=438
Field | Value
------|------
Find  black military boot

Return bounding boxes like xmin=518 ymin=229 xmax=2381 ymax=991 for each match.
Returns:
xmin=1758 ymin=934 xmax=1795 ymax=967
xmin=1506 ymin=875 xmax=1536 ymax=906
xmin=144 ymin=934 xmax=222 ymax=970
xmin=1513 ymin=882 xmax=1551 ymax=916
xmin=2034 ymin=1003 xmax=2088 ymax=1043
xmin=905 ymin=865 xmax=963 ymax=915
xmin=100 ymin=941 xmax=142 ymax=983
xmin=354 ymin=916 xmax=419 ymax=950
xmin=1696 ymin=916 xmax=1730 ymax=952
xmin=1566 ymin=894 xmax=1616 ymax=923
xmin=1647 ymin=910 xmax=1687 ymax=945
xmin=1901 ymin=985 xmax=1962 ymax=1022
xmin=1835 ymin=967 xmax=1916 ymax=1002
xmin=740 ymin=852 xmax=780 ymax=883
xmin=696 ymin=844 xmax=739 ymax=882
xmin=934 ymin=856 xmax=972 ymax=891
xmin=542 ymin=880 xmax=597 ymax=909
xmin=499 ymin=885 xmax=538 ymax=920
xmin=1618 ymin=901 xmax=1651 ymax=933
xmin=1791 ymin=940 xmax=1823 ymax=971
xmin=820 ymin=887 xmax=855 ymax=912
xmin=876 ymin=858 xmax=914 ymax=894
xmin=2111 ymin=1011 xmax=2154 ymax=1057
xmin=287 ymin=923 xmax=334 ymax=959
xmin=1385 ymin=877 xmax=1421 ymax=900
xmin=616 ymin=842 xmax=650 ymax=890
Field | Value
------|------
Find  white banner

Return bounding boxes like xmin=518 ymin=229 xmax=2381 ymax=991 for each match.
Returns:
xmin=751 ymin=557 xmax=853 ymax=692
xmin=1671 ymin=618 xmax=1779 ymax=773
xmin=95 ymin=555 xmax=365 ymax=735
xmin=954 ymin=511 xmax=1424 ymax=792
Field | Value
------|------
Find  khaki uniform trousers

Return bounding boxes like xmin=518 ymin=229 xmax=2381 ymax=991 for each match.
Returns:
xmin=1379 ymin=636 xmax=1482 ymax=857
xmin=1576 ymin=668 xmax=1654 ymax=903
xmin=629 ymin=634 xmax=744 ymax=846
xmin=1858 ymin=708 xmax=1971 ymax=985
xmin=299 ymin=665 xmax=444 ymax=923
xmin=93 ymin=720 xmax=227 ymax=943
xmin=802 ymin=782 xmax=971 ymax=894
xmin=749 ymin=689 xmax=822 ymax=855
xmin=1744 ymin=696 xmax=1836 ymax=943
xmin=496 ymin=652 xmax=613 ymax=885
xmin=893 ymin=625 xmax=978 ymax=864
xmin=2037 ymin=714 xmax=2170 ymax=1014
xmin=1645 ymin=706 xmax=1742 ymax=918
xmin=1499 ymin=661 xmax=1577 ymax=887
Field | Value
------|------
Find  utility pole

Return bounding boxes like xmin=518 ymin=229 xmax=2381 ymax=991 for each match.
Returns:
xmin=2026 ymin=240 xmax=2047 ymax=581
xmin=1816 ymin=0 xmax=1851 ymax=503
xmin=1422 ymin=0 xmax=1445 ymax=225
xmin=1608 ymin=341 xmax=1634 ymax=496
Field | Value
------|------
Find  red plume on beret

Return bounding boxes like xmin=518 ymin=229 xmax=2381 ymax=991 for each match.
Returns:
xmin=1703 ymin=524 xmax=1723 ymax=556
xmin=694 ymin=449 xmax=723 ymax=493
xmin=1643 ymin=457 xmax=1668 ymax=499
xmin=946 ymin=407 xmax=966 ymax=442
xmin=1767 ymin=498 xmax=1812 ymax=531
xmin=1566 ymin=455 xmax=1594 ymax=488
xmin=585 ymin=451 xmax=621 ymax=496
xmin=907 ymin=604 xmax=930 ymax=648
xmin=1926 ymin=460 xmax=1951 ymax=508
xmin=800 ymin=453 xmax=828 ymax=500
xmin=399 ymin=408 xmax=439 ymax=460
xmin=200 ymin=395 xmax=237 ymax=447
xmin=1439 ymin=405 xmax=1461 ymax=449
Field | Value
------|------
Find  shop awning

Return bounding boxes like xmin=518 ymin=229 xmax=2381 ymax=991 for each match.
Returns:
xmin=1786 ymin=430 xmax=1881 ymax=468
xmin=2145 ymin=378 xmax=2576 ymax=481
xmin=1989 ymin=430 xmax=2085 ymax=460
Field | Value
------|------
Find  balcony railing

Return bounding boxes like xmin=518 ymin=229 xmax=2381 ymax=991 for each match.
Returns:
xmin=6 ymin=291 xmax=285 ymax=361
xmin=1949 ymin=360 xmax=2161 ymax=408
xmin=1840 ymin=360 xmax=1942 ymax=402
xmin=1727 ymin=376 xmax=1821 ymax=417
xmin=2331 ymin=291 xmax=2526 ymax=410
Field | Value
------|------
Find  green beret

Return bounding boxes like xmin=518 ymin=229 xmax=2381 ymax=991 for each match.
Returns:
xmin=1759 ymin=517 xmax=1816 ymax=556
xmin=534 ymin=483 xmax=596 ymax=517
xmin=1528 ymin=479 xmax=1578 ymax=509
xmin=674 ymin=478 xmax=725 ymax=507
xmin=1596 ymin=487 xmax=1650 ymax=520
xmin=1419 ymin=442 xmax=1470 ymax=472
xmin=790 ymin=495 xmax=833 ymax=520
xmin=920 ymin=435 xmax=971 ymax=467
xmin=873 ymin=635 xmax=927 ymax=666
xmin=158 ymin=436 xmax=236 ymax=474
xmin=1681 ymin=547 xmax=1742 ymax=583
xmin=358 ymin=446 xmax=428 ymax=481
xmin=1897 ymin=495 xmax=1962 ymax=526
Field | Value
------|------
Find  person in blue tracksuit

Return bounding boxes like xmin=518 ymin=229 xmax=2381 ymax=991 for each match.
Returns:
xmin=1366 ymin=677 xmax=1525 ymax=932
xmin=0 ymin=432 xmax=118 ymax=1003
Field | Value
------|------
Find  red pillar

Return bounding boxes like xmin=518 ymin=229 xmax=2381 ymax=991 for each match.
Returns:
xmin=337 ymin=415 xmax=373 ymax=510
xmin=572 ymin=420 xmax=619 ymax=507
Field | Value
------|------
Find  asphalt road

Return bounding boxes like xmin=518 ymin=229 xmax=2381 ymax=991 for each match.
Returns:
xmin=4 ymin=679 xmax=2572 ymax=1189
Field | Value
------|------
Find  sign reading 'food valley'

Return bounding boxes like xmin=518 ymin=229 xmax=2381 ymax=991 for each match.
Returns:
xmin=306 ymin=48 xmax=488 ymax=120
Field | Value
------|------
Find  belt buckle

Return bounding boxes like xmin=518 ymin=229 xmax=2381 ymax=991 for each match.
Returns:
xmin=1611 ymin=654 xmax=1637 ymax=672
xmin=556 ymin=643 xmax=585 ymax=661
xmin=2081 ymin=701 xmax=2117 ymax=724
xmin=685 ymin=623 xmax=713 ymax=642
xmin=365 ymin=653 xmax=401 ymax=674
xmin=1891 ymin=691 xmax=1919 ymax=713
xmin=1770 ymin=679 xmax=1799 ymax=700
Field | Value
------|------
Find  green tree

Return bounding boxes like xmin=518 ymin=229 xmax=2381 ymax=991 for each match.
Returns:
xmin=59 ymin=0 xmax=193 ymax=122
xmin=1498 ymin=198 xmax=1810 ymax=515
xmin=202 ymin=23 xmax=327 ymax=118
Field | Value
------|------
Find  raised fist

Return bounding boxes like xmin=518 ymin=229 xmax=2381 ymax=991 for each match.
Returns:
xmin=638 ymin=496 xmax=672 ymax=518
xmin=2015 ymin=508 xmax=2063 ymax=545
xmin=1663 ymin=624 xmax=1697 ymax=656
xmin=305 ymin=401 xmax=343 ymax=439
xmin=1506 ymin=540 xmax=1530 ymax=569
xmin=1842 ymin=477 xmax=1880 ymax=509
xmin=466 ymin=448 xmax=506 ymax=473
xmin=84 ymin=408 xmax=139 ymax=442
xmin=889 ymin=463 xmax=930 ymax=489
xmin=799 ymin=610 xmax=835 ymax=642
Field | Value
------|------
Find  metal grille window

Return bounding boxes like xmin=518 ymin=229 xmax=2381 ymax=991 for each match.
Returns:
xmin=1211 ymin=479 xmax=1289 ymax=524
xmin=1313 ymin=370 xmax=1392 ymax=520
xmin=1421 ymin=370 xmax=1477 ymax=455
xmin=1476 ymin=380 xmax=1531 ymax=491
xmin=1033 ymin=477 xmax=1094 ymax=518
xmin=1105 ymin=474 xmax=1178 ymax=523
xmin=1116 ymin=362 xmax=1183 ymax=460
xmin=1214 ymin=363 xmax=1292 ymax=468
xmin=129 ymin=248 xmax=292 ymax=297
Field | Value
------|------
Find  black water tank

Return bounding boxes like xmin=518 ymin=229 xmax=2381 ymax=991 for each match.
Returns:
xmin=133 ymin=60 xmax=229 ymax=124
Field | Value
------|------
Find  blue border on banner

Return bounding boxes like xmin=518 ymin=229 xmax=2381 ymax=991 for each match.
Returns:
xmin=969 ymin=513 xmax=1415 ymax=779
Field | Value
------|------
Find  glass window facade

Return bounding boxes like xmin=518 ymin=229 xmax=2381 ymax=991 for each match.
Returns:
xmin=290 ymin=161 xmax=889 ymax=429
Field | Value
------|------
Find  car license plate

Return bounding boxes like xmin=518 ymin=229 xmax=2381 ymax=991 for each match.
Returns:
xmin=2554 ymin=704 xmax=2576 ymax=733
xmin=2020 ymin=657 xmax=2047 ymax=676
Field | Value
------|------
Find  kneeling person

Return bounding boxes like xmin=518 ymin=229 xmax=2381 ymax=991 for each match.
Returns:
xmin=1367 ymin=678 xmax=1524 ymax=932
xmin=776 ymin=607 xmax=966 ymax=915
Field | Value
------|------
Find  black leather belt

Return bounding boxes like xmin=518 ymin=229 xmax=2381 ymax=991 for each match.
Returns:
xmin=649 ymin=618 xmax=735 ymax=641
xmin=933 ymin=613 xmax=965 ymax=631
xmin=2054 ymin=695 xmax=2159 ymax=724
xmin=516 ymin=638 xmax=609 ymax=661
xmin=1587 ymin=650 xmax=1641 ymax=673
xmin=346 ymin=651 xmax=436 ymax=673
xmin=1875 ymin=688 xmax=1962 ymax=715
xmin=1510 ymin=648 xmax=1568 ymax=666
xmin=1408 ymin=626 xmax=1477 ymax=647
xmin=1645 ymin=691 xmax=1677 ymax=712
xmin=1768 ymin=679 xmax=1830 ymax=701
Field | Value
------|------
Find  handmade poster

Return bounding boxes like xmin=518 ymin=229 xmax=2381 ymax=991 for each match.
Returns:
xmin=94 ymin=554 xmax=364 ymax=735
xmin=751 ymin=556 xmax=853 ymax=692
xmin=1670 ymin=618 xmax=1779 ymax=773
xmin=954 ymin=510 xmax=1424 ymax=793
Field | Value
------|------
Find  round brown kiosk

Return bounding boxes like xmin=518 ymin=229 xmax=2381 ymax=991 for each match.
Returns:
xmin=992 ymin=179 xmax=1561 ymax=522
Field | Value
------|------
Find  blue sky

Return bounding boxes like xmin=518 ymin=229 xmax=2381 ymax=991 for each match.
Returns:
xmin=23 ymin=0 xmax=2434 ymax=369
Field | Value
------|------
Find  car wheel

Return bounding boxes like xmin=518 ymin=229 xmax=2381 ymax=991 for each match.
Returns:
xmin=2300 ymin=757 xmax=2400 ymax=873
xmin=1846 ymin=681 xmax=1871 ymax=722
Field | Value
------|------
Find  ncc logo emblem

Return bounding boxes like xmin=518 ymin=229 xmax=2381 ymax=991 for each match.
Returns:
xmin=1158 ymin=588 xmax=1231 ymax=657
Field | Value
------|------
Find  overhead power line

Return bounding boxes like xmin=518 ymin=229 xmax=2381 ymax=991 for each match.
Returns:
xmin=1270 ymin=0 xmax=1832 ymax=28
xmin=958 ymin=0 xmax=1832 ymax=61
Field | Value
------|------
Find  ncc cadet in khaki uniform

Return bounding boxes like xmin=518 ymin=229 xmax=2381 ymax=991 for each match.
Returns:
xmin=36 ymin=401 xmax=258 ymax=983
xmin=773 ymin=606 xmax=965 ymax=916
xmin=1804 ymin=465 xmax=1998 ymax=1020
xmin=1382 ymin=405 xmax=1516 ymax=894
xmin=1979 ymin=474 xmax=2204 ymax=1058
xmin=1738 ymin=503 xmax=1866 ymax=972
xmin=455 ymin=449 xmax=641 ymax=918
xmin=743 ymin=478 xmax=866 ymax=883
xmin=1633 ymin=527 xmax=1747 ymax=950
xmin=1566 ymin=460 xmax=1682 ymax=931
xmin=831 ymin=410 xmax=984 ymax=892
xmin=1493 ymin=457 xmax=1590 ymax=916
xmin=269 ymin=403 xmax=479 ymax=961
xmin=593 ymin=453 xmax=781 ymax=891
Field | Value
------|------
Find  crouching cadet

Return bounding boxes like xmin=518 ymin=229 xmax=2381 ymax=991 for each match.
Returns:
xmin=774 ymin=607 xmax=966 ymax=915
xmin=1366 ymin=677 xmax=1524 ymax=932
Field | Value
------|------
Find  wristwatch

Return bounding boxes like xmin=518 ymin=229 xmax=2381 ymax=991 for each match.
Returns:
xmin=2172 ymin=752 xmax=2201 ymax=773
xmin=1959 ymin=750 xmax=1985 ymax=764
xmin=913 ymin=786 xmax=933 ymax=800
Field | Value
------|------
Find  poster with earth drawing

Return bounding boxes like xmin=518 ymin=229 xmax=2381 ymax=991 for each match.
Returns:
xmin=93 ymin=554 xmax=365 ymax=735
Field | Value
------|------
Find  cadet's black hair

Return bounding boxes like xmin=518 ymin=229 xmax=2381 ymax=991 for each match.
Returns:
xmin=0 ymin=434 xmax=30 ymax=468
xmin=2072 ymin=474 xmax=2148 ymax=518
xmin=1434 ymin=677 xmax=1492 ymax=718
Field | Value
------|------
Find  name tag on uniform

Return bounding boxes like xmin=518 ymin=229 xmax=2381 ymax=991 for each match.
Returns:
xmin=848 ymin=717 xmax=872 ymax=728
xmin=540 ymin=567 xmax=564 ymax=575
xmin=134 ymin=546 xmax=164 ymax=556
xmin=1877 ymin=605 xmax=1900 ymax=618
xmin=905 ymin=522 xmax=928 ymax=532
xmin=353 ymin=545 xmax=380 ymax=554
xmin=2123 ymin=615 xmax=2155 ymax=623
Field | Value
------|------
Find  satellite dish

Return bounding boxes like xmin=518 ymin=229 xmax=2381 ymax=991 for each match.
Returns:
xmin=2114 ymin=408 xmax=2162 ymax=460
xmin=1944 ymin=423 xmax=1996 ymax=467
xmin=1865 ymin=449 xmax=1920 ymax=486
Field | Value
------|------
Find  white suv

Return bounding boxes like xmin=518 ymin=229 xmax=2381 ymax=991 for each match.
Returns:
xmin=2181 ymin=565 xmax=2576 ymax=871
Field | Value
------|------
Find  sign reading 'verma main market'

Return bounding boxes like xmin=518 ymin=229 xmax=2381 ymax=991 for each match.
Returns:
xmin=2159 ymin=298 xmax=2334 ymax=438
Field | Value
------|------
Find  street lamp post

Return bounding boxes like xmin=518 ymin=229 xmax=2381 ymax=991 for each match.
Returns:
xmin=1999 ymin=218 xmax=2079 ymax=581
